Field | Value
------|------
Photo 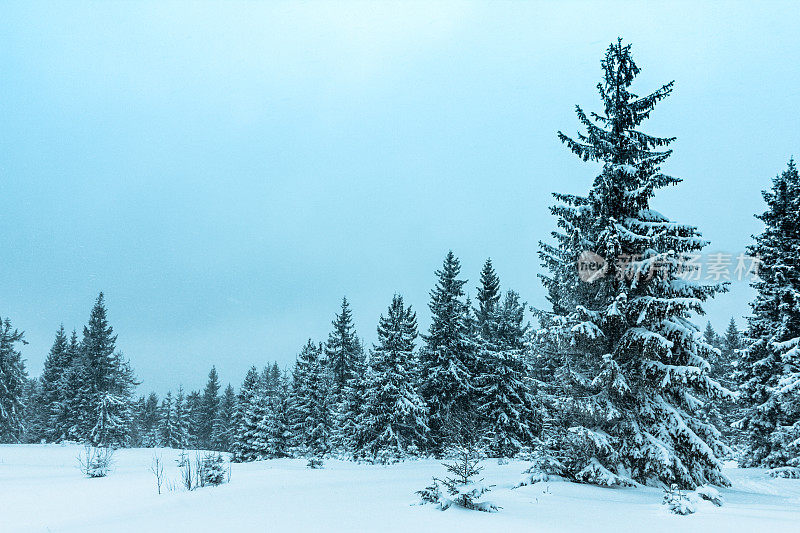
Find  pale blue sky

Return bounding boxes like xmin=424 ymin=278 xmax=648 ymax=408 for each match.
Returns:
xmin=2 ymin=1 xmax=798 ymax=393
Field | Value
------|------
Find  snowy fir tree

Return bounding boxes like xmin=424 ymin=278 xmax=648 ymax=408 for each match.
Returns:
xmin=477 ymin=289 xmax=541 ymax=457
xmin=264 ymin=371 xmax=293 ymax=458
xmin=333 ymin=338 xmax=367 ymax=455
xmin=198 ymin=367 xmax=221 ymax=449
xmin=173 ymin=387 xmax=191 ymax=449
xmin=325 ymin=297 xmax=361 ymax=401
xmin=0 ymin=318 xmax=27 ymax=443
xmin=159 ymin=391 xmax=177 ymax=447
xmin=38 ymin=325 xmax=71 ymax=441
xmin=419 ymin=251 xmax=479 ymax=453
xmin=290 ymin=340 xmax=332 ymax=456
xmin=719 ymin=318 xmax=741 ymax=389
xmin=137 ymin=392 xmax=161 ymax=447
xmin=536 ymin=39 xmax=731 ymax=488
xmin=231 ymin=366 xmax=261 ymax=462
xmin=211 ymin=384 xmax=236 ymax=452
xmin=360 ymin=295 xmax=428 ymax=460
xmin=737 ymin=159 xmax=800 ymax=468
xmin=77 ymin=293 xmax=137 ymax=446
xmin=475 ymin=259 xmax=502 ymax=341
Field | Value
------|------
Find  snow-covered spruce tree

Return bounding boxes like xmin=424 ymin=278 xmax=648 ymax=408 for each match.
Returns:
xmin=231 ymin=366 xmax=262 ymax=462
xmin=326 ymin=297 xmax=360 ymax=401
xmin=537 ymin=39 xmax=731 ymax=488
xmin=0 ymin=318 xmax=28 ymax=443
xmin=173 ymin=387 xmax=191 ymax=449
xmin=198 ymin=367 xmax=221 ymax=449
xmin=417 ymin=412 xmax=498 ymax=512
xmin=79 ymin=293 xmax=137 ymax=446
xmin=159 ymin=391 xmax=176 ymax=447
xmin=720 ymin=318 xmax=741 ymax=389
xmin=61 ymin=329 xmax=89 ymax=441
xmin=360 ymin=295 xmax=428 ymax=460
xmin=290 ymin=341 xmax=332 ymax=456
xmin=39 ymin=325 xmax=71 ymax=441
xmin=478 ymin=289 xmax=541 ymax=457
xmin=211 ymin=384 xmax=236 ymax=452
xmin=185 ymin=390 xmax=203 ymax=448
xmin=263 ymin=371 xmax=293 ymax=458
xmin=475 ymin=259 xmax=502 ymax=341
xmin=334 ymin=339 xmax=368 ymax=456
xmin=419 ymin=251 xmax=480 ymax=454
xmin=737 ymin=159 xmax=800 ymax=468
xmin=139 ymin=392 xmax=161 ymax=447
xmin=22 ymin=377 xmax=47 ymax=443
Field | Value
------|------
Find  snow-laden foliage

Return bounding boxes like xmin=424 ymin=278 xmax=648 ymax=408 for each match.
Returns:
xmin=737 ymin=159 xmax=800 ymax=468
xmin=536 ymin=39 xmax=730 ymax=488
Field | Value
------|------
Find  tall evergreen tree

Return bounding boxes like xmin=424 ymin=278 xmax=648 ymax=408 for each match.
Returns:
xmin=263 ymin=371 xmax=293 ymax=458
xmin=173 ymin=387 xmax=191 ymax=449
xmin=717 ymin=318 xmax=741 ymax=389
xmin=159 ymin=391 xmax=176 ymax=447
xmin=478 ymin=290 xmax=541 ymax=457
xmin=325 ymin=297 xmax=360 ymax=400
xmin=199 ymin=367 xmax=221 ymax=448
xmin=63 ymin=330 xmax=91 ymax=441
xmin=39 ymin=325 xmax=70 ymax=441
xmin=475 ymin=259 xmax=501 ymax=341
xmin=80 ymin=293 xmax=137 ymax=446
xmin=537 ymin=39 xmax=730 ymax=488
xmin=419 ymin=251 xmax=479 ymax=453
xmin=703 ymin=322 xmax=719 ymax=350
xmin=140 ymin=392 xmax=161 ymax=447
xmin=737 ymin=159 xmax=800 ymax=468
xmin=0 ymin=318 xmax=28 ymax=443
xmin=290 ymin=341 xmax=331 ymax=455
xmin=231 ymin=366 xmax=261 ymax=462
xmin=361 ymin=295 xmax=428 ymax=460
xmin=211 ymin=384 xmax=236 ymax=452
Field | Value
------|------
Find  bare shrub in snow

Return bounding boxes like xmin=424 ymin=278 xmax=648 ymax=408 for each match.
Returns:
xmin=150 ymin=453 xmax=165 ymax=494
xmin=77 ymin=446 xmax=114 ymax=478
xmin=180 ymin=455 xmax=195 ymax=491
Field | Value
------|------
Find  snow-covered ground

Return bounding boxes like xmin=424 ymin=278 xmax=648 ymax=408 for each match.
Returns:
xmin=2 ymin=445 xmax=799 ymax=532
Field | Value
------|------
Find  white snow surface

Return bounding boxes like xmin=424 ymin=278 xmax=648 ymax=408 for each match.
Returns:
xmin=2 ymin=444 xmax=800 ymax=532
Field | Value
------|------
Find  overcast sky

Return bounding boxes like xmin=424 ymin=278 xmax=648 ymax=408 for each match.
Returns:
xmin=2 ymin=1 xmax=799 ymax=394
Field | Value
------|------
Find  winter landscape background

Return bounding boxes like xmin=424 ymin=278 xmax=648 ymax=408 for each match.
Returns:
xmin=2 ymin=1 xmax=800 ymax=532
